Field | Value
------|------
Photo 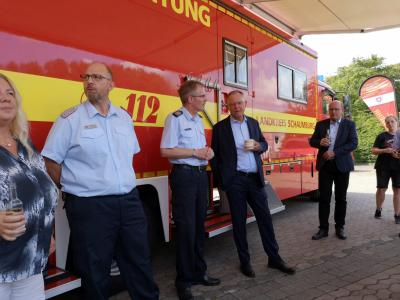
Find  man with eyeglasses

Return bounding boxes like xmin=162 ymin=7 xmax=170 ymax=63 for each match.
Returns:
xmin=42 ymin=62 xmax=159 ymax=300
xmin=160 ymin=80 xmax=220 ymax=300
xmin=211 ymin=90 xmax=295 ymax=278
xmin=310 ymin=100 xmax=358 ymax=241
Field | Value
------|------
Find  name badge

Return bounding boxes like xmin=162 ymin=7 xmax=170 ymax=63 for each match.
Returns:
xmin=84 ymin=124 xmax=97 ymax=129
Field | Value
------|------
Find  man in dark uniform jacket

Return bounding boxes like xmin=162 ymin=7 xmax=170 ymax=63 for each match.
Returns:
xmin=309 ymin=100 xmax=358 ymax=240
xmin=211 ymin=90 xmax=295 ymax=278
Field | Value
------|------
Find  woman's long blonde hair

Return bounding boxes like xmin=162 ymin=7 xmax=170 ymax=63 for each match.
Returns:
xmin=0 ymin=73 xmax=33 ymax=158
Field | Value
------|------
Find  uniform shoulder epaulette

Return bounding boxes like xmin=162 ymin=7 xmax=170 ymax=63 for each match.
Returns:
xmin=61 ymin=106 xmax=78 ymax=118
xmin=198 ymin=114 xmax=203 ymax=118
xmin=120 ymin=106 xmax=133 ymax=117
xmin=173 ymin=110 xmax=183 ymax=117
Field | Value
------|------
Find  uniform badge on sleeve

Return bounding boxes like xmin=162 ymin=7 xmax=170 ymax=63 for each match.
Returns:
xmin=173 ymin=110 xmax=183 ymax=117
xmin=61 ymin=106 xmax=78 ymax=118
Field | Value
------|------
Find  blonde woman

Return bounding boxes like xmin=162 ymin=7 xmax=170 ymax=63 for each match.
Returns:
xmin=0 ymin=73 xmax=58 ymax=300
xmin=371 ymin=115 xmax=400 ymax=223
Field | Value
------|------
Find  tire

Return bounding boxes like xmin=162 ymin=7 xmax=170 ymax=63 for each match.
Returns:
xmin=138 ymin=186 xmax=164 ymax=253
xmin=311 ymin=189 xmax=320 ymax=202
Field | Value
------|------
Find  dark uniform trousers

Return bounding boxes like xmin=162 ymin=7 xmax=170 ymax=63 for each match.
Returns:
xmin=65 ymin=188 xmax=159 ymax=300
xmin=170 ymin=166 xmax=208 ymax=289
xmin=318 ymin=160 xmax=350 ymax=231
xmin=225 ymin=173 xmax=282 ymax=266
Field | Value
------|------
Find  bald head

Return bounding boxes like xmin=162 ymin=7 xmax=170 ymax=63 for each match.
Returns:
xmin=83 ymin=62 xmax=114 ymax=103
xmin=328 ymin=100 xmax=343 ymax=121
xmin=85 ymin=62 xmax=113 ymax=80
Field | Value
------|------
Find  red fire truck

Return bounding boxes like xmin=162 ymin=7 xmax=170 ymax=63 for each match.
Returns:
xmin=0 ymin=0 xmax=332 ymax=297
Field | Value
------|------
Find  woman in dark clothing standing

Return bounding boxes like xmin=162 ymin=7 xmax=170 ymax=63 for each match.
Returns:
xmin=0 ymin=73 xmax=58 ymax=300
xmin=371 ymin=115 xmax=400 ymax=224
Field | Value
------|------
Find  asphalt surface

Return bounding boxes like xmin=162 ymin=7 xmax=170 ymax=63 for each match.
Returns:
xmin=55 ymin=164 xmax=400 ymax=299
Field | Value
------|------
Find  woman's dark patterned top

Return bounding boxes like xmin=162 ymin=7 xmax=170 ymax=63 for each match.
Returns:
xmin=0 ymin=141 xmax=58 ymax=283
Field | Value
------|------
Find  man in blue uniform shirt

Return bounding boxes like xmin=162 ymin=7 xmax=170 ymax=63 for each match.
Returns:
xmin=160 ymin=80 xmax=220 ymax=300
xmin=42 ymin=62 xmax=159 ymax=300
xmin=211 ymin=90 xmax=295 ymax=278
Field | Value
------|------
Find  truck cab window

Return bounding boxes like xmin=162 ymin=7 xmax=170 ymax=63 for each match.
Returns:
xmin=278 ymin=63 xmax=307 ymax=103
xmin=224 ymin=40 xmax=248 ymax=89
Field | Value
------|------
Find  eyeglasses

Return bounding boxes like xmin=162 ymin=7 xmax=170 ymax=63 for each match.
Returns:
xmin=191 ymin=94 xmax=206 ymax=98
xmin=80 ymin=74 xmax=111 ymax=82
xmin=227 ymin=101 xmax=245 ymax=107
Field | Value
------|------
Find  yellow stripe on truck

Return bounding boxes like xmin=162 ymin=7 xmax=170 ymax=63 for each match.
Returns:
xmin=3 ymin=70 xmax=315 ymax=133
xmin=252 ymin=110 xmax=316 ymax=134
xmin=2 ymin=70 xmax=217 ymax=128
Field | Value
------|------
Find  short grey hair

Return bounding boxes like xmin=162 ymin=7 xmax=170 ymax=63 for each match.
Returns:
xmin=385 ymin=115 xmax=398 ymax=123
xmin=178 ymin=80 xmax=204 ymax=104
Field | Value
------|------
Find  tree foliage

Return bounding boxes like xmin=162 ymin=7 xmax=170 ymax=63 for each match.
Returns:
xmin=326 ymin=55 xmax=400 ymax=162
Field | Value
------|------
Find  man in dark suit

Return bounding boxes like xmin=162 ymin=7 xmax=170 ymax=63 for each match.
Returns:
xmin=309 ymin=100 xmax=358 ymax=240
xmin=211 ymin=90 xmax=295 ymax=278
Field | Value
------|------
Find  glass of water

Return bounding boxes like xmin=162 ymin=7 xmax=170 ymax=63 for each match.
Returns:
xmin=6 ymin=180 xmax=25 ymax=237
xmin=7 ymin=181 xmax=24 ymax=214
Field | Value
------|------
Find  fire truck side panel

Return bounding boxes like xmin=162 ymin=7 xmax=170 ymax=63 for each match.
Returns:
xmin=0 ymin=1 xmax=323 ymax=297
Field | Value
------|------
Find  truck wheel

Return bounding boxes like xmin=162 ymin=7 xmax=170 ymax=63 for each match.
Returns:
xmin=137 ymin=184 xmax=164 ymax=254
xmin=142 ymin=200 xmax=163 ymax=253
xmin=311 ymin=189 xmax=320 ymax=202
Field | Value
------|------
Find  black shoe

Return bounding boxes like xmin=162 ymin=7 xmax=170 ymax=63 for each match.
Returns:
xmin=240 ymin=263 xmax=255 ymax=278
xmin=268 ymin=260 xmax=296 ymax=275
xmin=176 ymin=286 xmax=194 ymax=300
xmin=335 ymin=228 xmax=347 ymax=240
xmin=395 ymin=215 xmax=400 ymax=224
xmin=311 ymin=229 xmax=328 ymax=240
xmin=375 ymin=208 xmax=382 ymax=219
xmin=192 ymin=274 xmax=221 ymax=286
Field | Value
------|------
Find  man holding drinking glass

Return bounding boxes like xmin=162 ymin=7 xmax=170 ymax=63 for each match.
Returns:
xmin=42 ymin=62 xmax=159 ymax=300
xmin=309 ymin=100 xmax=358 ymax=241
xmin=211 ymin=90 xmax=295 ymax=279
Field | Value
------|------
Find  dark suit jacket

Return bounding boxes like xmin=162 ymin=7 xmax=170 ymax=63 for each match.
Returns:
xmin=309 ymin=118 xmax=358 ymax=172
xmin=211 ymin=116 xmax=268 ymax=191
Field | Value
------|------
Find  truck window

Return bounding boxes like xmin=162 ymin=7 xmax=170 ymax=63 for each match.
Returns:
xmin=278 ymin=63 xmax=307 ymax=103
xmin=224 ymin=40 xmax=248 ymax=89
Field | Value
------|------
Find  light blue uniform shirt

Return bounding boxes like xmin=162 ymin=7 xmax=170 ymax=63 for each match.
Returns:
xmin=160 ymin=107 xmax=207 ymax=166
xmin=328 ymin=119 xmax=341 ymax=152
xmin=42 ymin=101 xmax=140 ymax=197
xmin=230 ymin=116 xmax=257 ymax=173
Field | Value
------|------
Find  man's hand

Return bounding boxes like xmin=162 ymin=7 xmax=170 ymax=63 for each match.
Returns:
xmin=252 ymin=141 xmax=261 ymax=152
xmin=49 ymin=234 xmax=56 ymax=254
xmin=320 ymin=137 xmax=330 ymax=147
xmin=0 ymin=211 xmax=26 ymax=241
xmin=194 ymin=147 xmax=214 ymax=160
xmin=322 ymin=150 xmax=335 ymax=160
xmin=244 ymin=139 xmax=261 ymax=152
xmin=391 ymin=150 xmax=400 ymax=159
xmin=383 ymin=147 xmax=395 ymax=154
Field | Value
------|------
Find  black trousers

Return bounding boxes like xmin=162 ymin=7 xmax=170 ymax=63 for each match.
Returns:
xmin=318 ymin=160 xmax=350 ymax=231
xmin=170 ymin=167 xmax=208 ymax=289
xmin=225 ymin=174 xmax=281 ymax=266
xmin=65 ymin=188 xmax=159 ymax=300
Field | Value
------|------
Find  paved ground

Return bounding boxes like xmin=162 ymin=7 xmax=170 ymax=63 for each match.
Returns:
xmin=57 ymin=164 xmax=400 ymax=299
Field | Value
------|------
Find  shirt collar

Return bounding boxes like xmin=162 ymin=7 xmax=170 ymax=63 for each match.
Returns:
xmin=181 ymin=106 xmax=200 ymax=122
xmin=330 ymin=118 xmax=341 ymax=125
xmin=85 ymin=100 xmax=118 ymax=118
xmin=230 ymin=115 xmax=247 ymax=124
